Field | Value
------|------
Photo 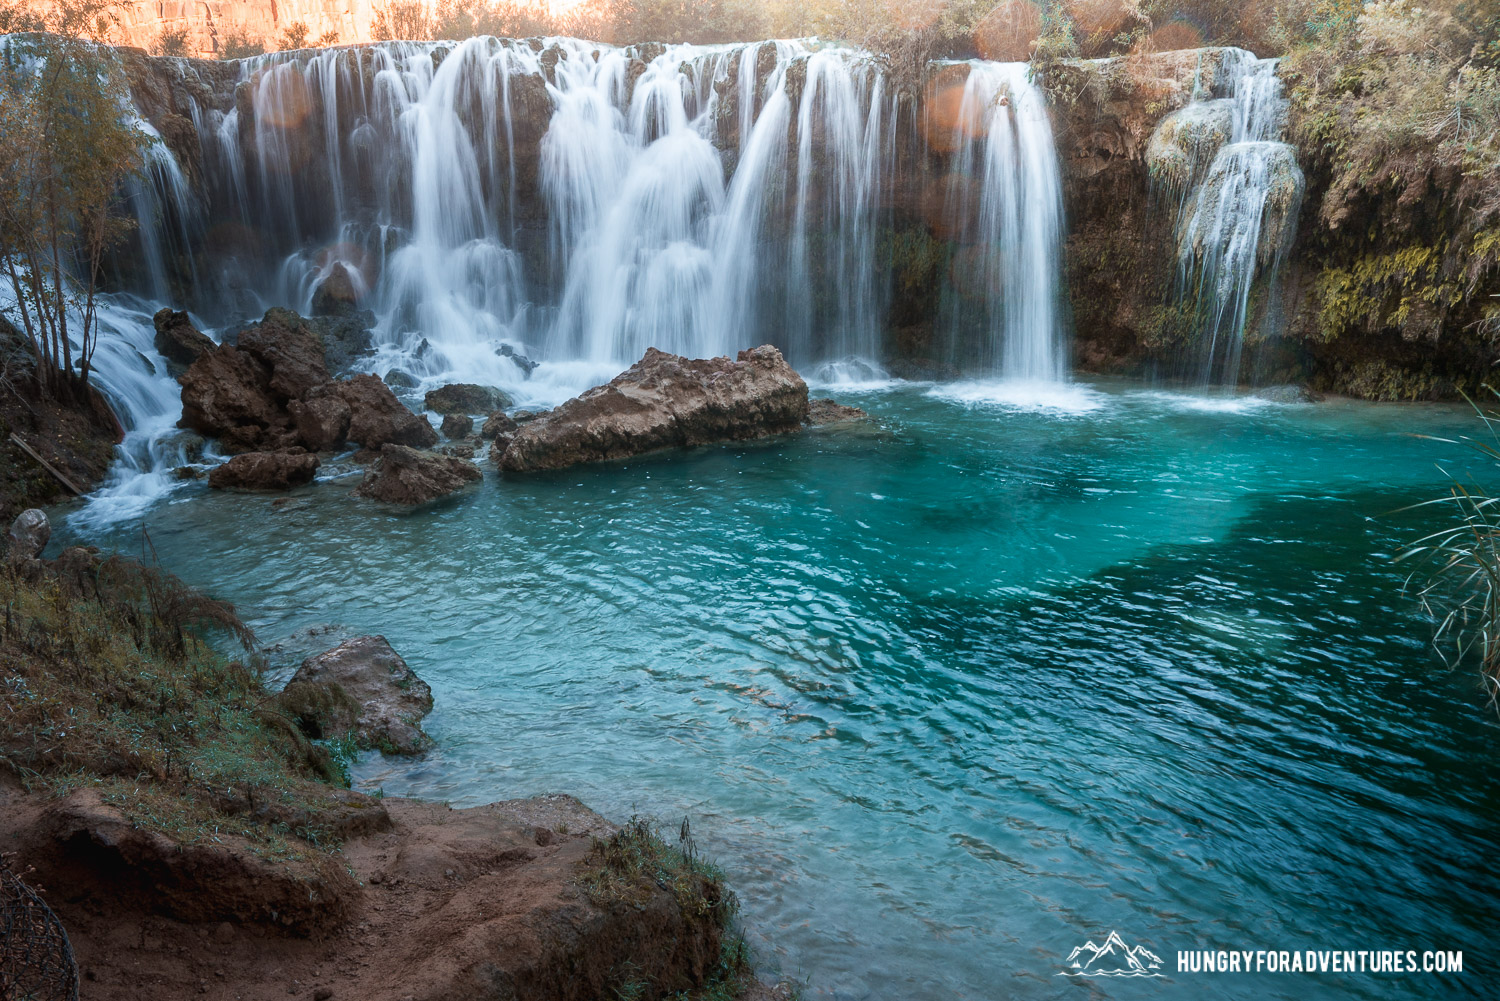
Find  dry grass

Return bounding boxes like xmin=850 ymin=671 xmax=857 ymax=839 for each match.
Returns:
xmin=0 ymin=549 xmax=353 ymax=858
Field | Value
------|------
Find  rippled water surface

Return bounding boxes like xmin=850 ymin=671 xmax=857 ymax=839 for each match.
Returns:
xmin=60 ymin=382 xmax=1500 ymax=1000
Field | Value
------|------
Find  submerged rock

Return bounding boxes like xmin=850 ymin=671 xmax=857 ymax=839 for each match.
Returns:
xmin=1254 ymin=384 xmax=1325 ymax=403
xmin=354 ymin=443 xmax=482 ymax=505
xmin=425 ymin=383 xmax=514 ymax=415
xmin=807 ymin=398 xmax=870 ymax=425
xmin=207 ymin=451 xmax=319 ymax=491
xmin=334 ymin=375 xmax=439 ymax=450
xmin=383 ymin=368 xmax=418 ymax=390
xmin=288 ymin=635 xmax=434 ymax=754
xmin=152 ymin=308 xmax=214 ymax=372
xmin=7 ymin=508 xmax=49 ymax=562
xmin=498 ymin=345 xmax=809 ymax=472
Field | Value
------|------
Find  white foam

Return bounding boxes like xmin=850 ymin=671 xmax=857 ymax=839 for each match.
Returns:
xmin=1133 ymin=390 xmax=1275 ymax=415
xmin=927 ymin=380 xmax=1107 ymax=415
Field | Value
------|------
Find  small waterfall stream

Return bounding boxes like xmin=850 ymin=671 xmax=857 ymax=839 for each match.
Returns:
xmin=938 ymin=61 xmax=1068 ymax=383
xmin=1162 ymin=50 xmax=1304 ymax=384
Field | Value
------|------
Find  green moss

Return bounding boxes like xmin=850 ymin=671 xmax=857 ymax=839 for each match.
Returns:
xmin=1313 ymin=245 xmax=1463 ymax=340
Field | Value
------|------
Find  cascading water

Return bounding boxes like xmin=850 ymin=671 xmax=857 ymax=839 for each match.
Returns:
xmin=2 ymin=35 xmax=1079 ymax=524
xmin=190 ymin=36 xmax=903 ymax=385
xmin=937 ymin=61 xmax=1068 ymax=384
xmin=1161 ymin=50 xmax=1304 ymax=385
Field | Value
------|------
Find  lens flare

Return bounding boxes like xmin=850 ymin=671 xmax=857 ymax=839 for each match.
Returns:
xmin=921 ymin=65 xmax=981 ymax=153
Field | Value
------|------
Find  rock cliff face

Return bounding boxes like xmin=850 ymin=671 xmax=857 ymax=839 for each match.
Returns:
xmin=108 ymin=0 xmax=375 ymax=58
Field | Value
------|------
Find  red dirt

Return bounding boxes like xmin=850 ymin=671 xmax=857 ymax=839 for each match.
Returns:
xmin=1 ymin=781 xmax=772 ymax=1001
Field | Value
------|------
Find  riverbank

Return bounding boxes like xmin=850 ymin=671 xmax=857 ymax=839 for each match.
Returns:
xmin=0 ymin=532 xmax=782 ymax=999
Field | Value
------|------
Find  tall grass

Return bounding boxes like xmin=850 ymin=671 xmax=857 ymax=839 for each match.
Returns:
xmin=1401 ymin=386 xmax=1500 ymax=697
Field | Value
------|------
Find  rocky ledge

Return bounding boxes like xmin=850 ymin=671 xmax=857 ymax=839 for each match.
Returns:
xmin=498 ymin=345 xmax=811 ymax=472
xmin=3 ymin=782 xmax=741 ymax=1001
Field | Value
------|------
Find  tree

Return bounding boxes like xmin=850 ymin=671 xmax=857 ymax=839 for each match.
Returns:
xmin=0 ymin=2 xmax=147 ymax=403
xmin=155 ymin=25 xmax=189 ymax=56
xmin=278 ymin=20 xmax=311 ymax=49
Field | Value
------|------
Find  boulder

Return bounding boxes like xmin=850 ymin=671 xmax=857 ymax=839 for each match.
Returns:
xmin=309 ymin=309 xmax=376 ymax=373
xmin=425 ymin=383 xmax=514 ymax=415
xmin=207 ymin=451 xmax=319 ymax=491
xmin=334 ymin=375 xmax=439 ymax=449
xmin=441 ymin=413 xmax=473 ymax=439
xmin=498 ymin=345 xmax=809 ymax=472
xmin=311 ymin=262 xmax=360 ymax=316
xmin=1254 ymin=384 xmax=1325 ymax=403
xmin=484 ymin=411 xmax=520 ymax=438
xmin=7 ymin=508 xmax=49 ymax=562
xmin=354 ymin=443 xmax=482 ymax=506
xmin=151 ymin=308 xmax=214 ymax=371
xmin=383 ymin=368 xmax=418 ymax=390
xmin=807 ymin=398 xmax=870 ymax=425
xmin=177 ymin=344 xmax=283 ymax=446
xmin=237 ymin=307 xmax=331 ymax=402
xmin=288 ymin=635 xmax=434 ymax=754
xmin=497 ymin=342 xmax=538 ymax=375
xmin=289 ymin=394 xmax=352 ymax=452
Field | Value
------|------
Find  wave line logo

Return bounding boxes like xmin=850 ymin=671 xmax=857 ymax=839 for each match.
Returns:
xmin=1059 ymin=930 xmax=1165 ymax=978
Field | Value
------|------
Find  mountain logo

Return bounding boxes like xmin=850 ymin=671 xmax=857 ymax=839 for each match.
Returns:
xmin=1058 ymin=930 xmax=1165 ymax=978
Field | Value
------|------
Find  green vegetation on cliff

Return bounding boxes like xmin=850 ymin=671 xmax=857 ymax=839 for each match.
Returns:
xmin=0 ymin=548 xmax=361 ymax=858
xmin=1281 ymin=0 xmax=1500 ymax=380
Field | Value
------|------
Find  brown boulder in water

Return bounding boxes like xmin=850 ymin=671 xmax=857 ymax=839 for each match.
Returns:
xmin=310 ymin=262 xmax=360 ymax=316
xmin=441 ymin=413 xmax=473 ymax=439
xmin=498 ymin=345 xmax=809 ymax=472
xmin=806 ymin=398 xmax=870 ymax=425
xmin=237 ymin=308 xmax=331 ymax=403
xmin=288 ymin=635 xmax=435 ymax=754
xmin=288 ymin=394 xmax=353 ymax=452
xmin=152 ymin=308 xmax=214 ymax=372
xmin=354 ymin=443 xmax=482 ymax=506
xmin=207 ymin=451 xmax=319 ymax=491
xmin=177 ymin=345 xmax=283 ymax=447
xmin=333 ymin=375 xmax=439 ymax=450
xmin=425 ymin=383 xmax=514 ymax=415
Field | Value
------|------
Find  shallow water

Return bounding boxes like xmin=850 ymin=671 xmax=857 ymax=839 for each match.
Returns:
xmin=57 ymin=381 xmax=1500 ymax=1000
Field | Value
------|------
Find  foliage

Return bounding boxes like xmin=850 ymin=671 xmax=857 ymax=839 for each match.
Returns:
xmin=218 ymin=26 xmax=266 ymax=59
xmin=0 ymin=549 xmax=352 ymax=857
xmin=0 ymin=4 xmax=147 ymax=404
xmin=278 ymin=19 xmax=311 ymax=50
xmin=154 ymin=25 xmax=188 ymax=56
xmin=1279 ymin=0 xmax=1500 ymax=348
xmin=583 ymin=815 xmax=752 ymax=1001
xmin=1401 ymin=386 xmax=1500 ymax=698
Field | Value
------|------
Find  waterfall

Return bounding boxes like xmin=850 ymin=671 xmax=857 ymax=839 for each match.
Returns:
xmin=1162 ymin=50 xmax=1304 ymax=385
xmin=938 ymin=61 xmax=1068 ymax=383
xmin=0 ymin=35 xmax=1081 ymax=523
xmin=167 ymin=36 xmax=903 ymax=385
